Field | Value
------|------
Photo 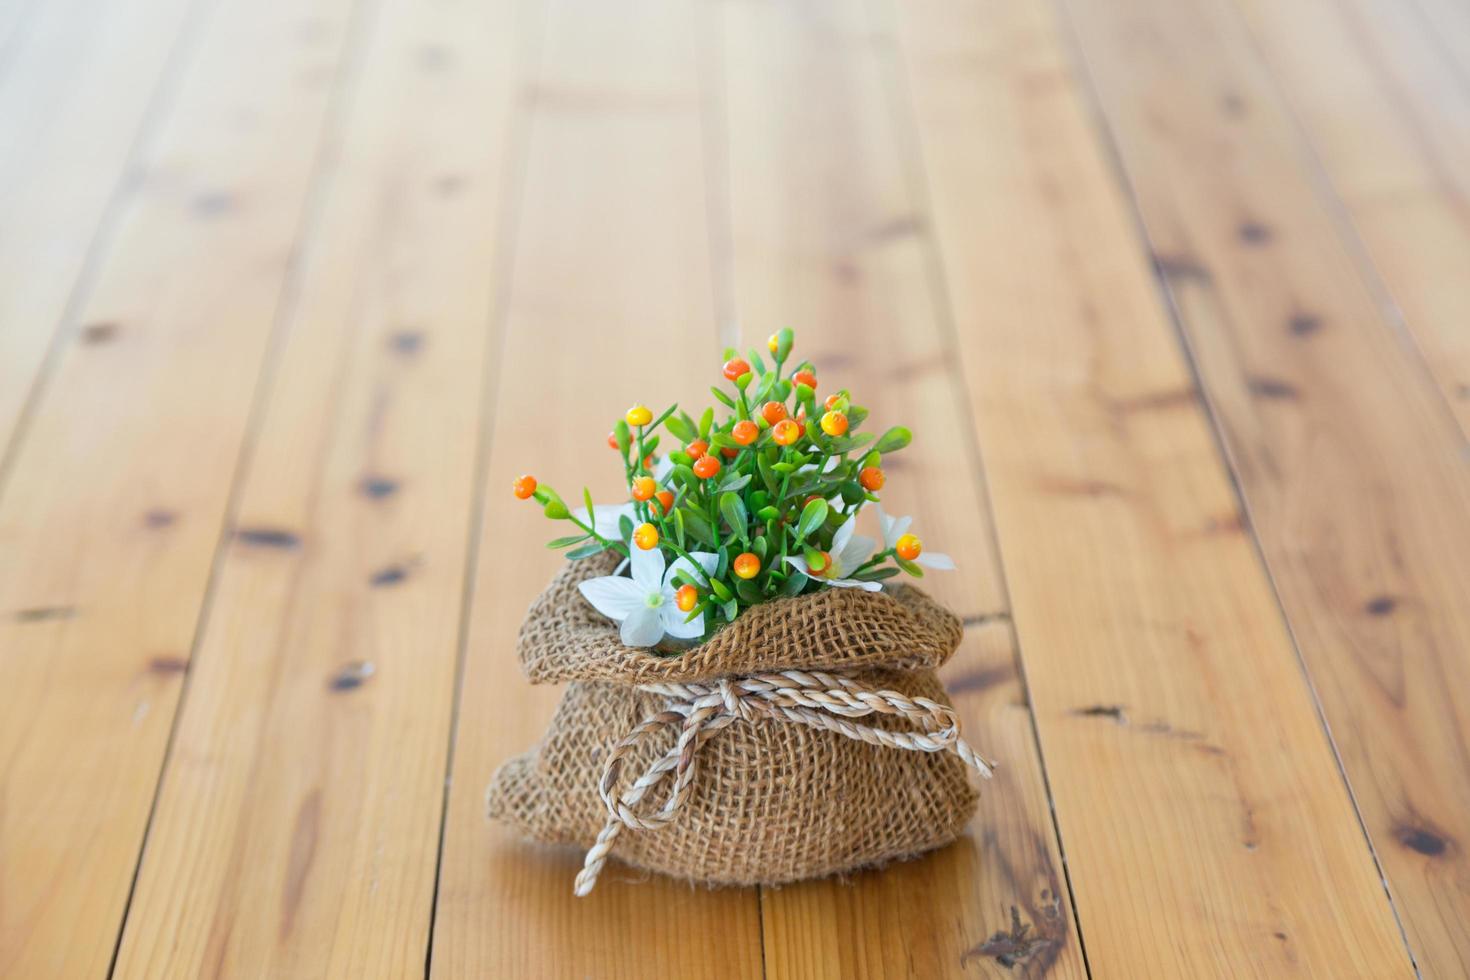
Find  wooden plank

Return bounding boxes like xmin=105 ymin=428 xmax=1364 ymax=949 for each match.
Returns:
xmin=1230 ymin=0 xmax=1470 ymax=438
xmin=0 ymin=0 xmax=197 ymax=459
xmin=894 ymin=0 xmax=1415 ymax=975
xmin=109 ymin=0 xmax=522 ymax=975
xmin=0 ymin=0 xmax=364 ymax=974
xmin=427 ymin=0 xmax=765 ymax=976
xmin=710 ymin=0 xmax=1084 ymax=975
xmin=1065 ymin=0 xmax=1470 ymax=973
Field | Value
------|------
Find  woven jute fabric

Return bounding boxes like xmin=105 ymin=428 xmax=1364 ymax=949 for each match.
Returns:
xmin=487 ymin=551 xmax=985 ymax=891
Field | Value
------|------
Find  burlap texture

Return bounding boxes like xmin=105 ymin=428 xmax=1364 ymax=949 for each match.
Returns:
xmin=487 ymin=551 xmax=980 ymax=887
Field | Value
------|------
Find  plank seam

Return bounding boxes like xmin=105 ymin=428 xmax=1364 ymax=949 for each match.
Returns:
xmin=1048 ymin=0 xmax=1421 ymax=973
xmin=421 ymin=0 xmax=550 ymax=974
xmin=0 ymin=0 xmax=220 ymax=507
xmin=102 ymin=0 xmax=392 ymax=970
xmin=868 ymin=0 xmax=1095 ymax=973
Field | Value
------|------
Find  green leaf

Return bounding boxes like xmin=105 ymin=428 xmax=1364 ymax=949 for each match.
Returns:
xmin=664 ymin=414 xmax=696 ymax=443
xmin=619 ymin=514 xmax=634 ymax=542
xmin=567 ymin=541 xmax=609 ymax=559
xmin=718 ymin=473 xmax=752 ymax=494
xmin=543 ymin=499 xmax=569 ymax=520
xmin=854 ymin=566 xmax=901 ymax=581
xmin=795 ymin=498 xmax=828 ymax=542
xmin=747 ymin=349 xmax=767 ymax=375
xmin=846 ymin=405 xmax=869 ymax=429
xmin=775 ymin=328 xmax=793 ymax=362
xmin=804 ymin=545 xmax=829 ymax=572
xmin=840 ymin=481 xmax=866 ymax=505
xmin=614 ymin=419 xmax=631 ymax=454
xmin=752 ymin=535 xmax=768 ymax=561
xmin=672 ymin=463 xmax=699 ymax=492
xmin=794 ymin=382 xmax=815 ymax=404
xmin=756 ymin=504 xmax=780 ymax=523
xmin=642 ymin=434 xmax=661 ymax=455
xmin=754 ymin=370 xmax=777 ymax=401
xmin=583 ymin=487 xmax=596 ymax=524
xmin=735 ymin=578 xmax=763 ymax=603
xmin=546 ymin=534 xmax=590 ymax=549
xmin=709 ymin=577 xmax=734 ymax=601
xmin=669 ymin=450 xmax=693 ymax=467
xmin=680 ymin=508 xmax=717 ymax=547
xmin=723 ymin=346 xmax=738 ymax=360
xmin=781 ymin=569 xmax=808 ymax=596
xmin=674 ymin=507 xmax=686 ymax=548
xmin=719 ymin=493 xmax=749 ymax=540
xmin=735 ymin=371 xmax=753 ymax=390
xmin=709 ymin=431 xmax=740 ymax=451
xmin=896 ymin=557 xmax=925 ymax=578
xmin=648 ymin=404 xmax=679 ymax=432
xmin=721 ymin=599 xmax=739 ymax=622
xmin=710 ymin=386 xmax=736 ymax=409
xmin=756 ymin=453 xmax=779 ymax=495
xmin=698 ymin=407 xmax=714 ymax=438
xmin=771 ymin=462 xmax=796 ymax=474
xmin=874 ymin=426 xmax=912 ymax=454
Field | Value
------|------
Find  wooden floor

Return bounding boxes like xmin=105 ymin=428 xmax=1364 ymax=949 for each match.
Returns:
xmin=3 ymin=0 xmax=1469 ymax=975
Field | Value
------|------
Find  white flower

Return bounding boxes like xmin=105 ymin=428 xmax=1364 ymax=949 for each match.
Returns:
xmin=877 ymin=505 xmax=955 ymax=570
xmin=577 ymin=542 xmax=718 ymax=647
xmin=783 ymin=514 xmax=883 ymax=591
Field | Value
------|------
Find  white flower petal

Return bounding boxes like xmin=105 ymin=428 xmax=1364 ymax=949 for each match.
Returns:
xmin=661 ymin=605 xmax=705 ymax=639
xmin=627 ymin=540 xmax=666 ymax=591
xmin=831 ymin=515 xmax=856 ymax=556
xmin=620 ymin=605 xmax=665 ymax=647
xmin=574 ymin=502 xmax=635 ymax=541
xmin=784 ymin=555 xmax=812 ymax=576
xmin=917 ymin=551 xmax=955 ymax=570
xmin=827 ymin=577 xmax=883 ymax=592
xmin=667 ymin=551 xmax=719 ymax=588
xmin=839 ymin=534 xmax=876 ymax=572
xmin=578 ymin=577 xmax=647 ymax=620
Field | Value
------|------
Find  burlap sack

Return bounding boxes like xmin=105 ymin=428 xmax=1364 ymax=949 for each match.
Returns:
xmin=488 ymin=551 xmax=991 ymax=894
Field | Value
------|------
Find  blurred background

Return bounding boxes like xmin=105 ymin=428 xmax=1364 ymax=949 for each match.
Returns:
xmin=2 ymin=0 xmax=1468 ymax=976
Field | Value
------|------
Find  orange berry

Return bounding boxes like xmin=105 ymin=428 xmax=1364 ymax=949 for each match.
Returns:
xmin=626 ymin=404 xmax=652 ymax=426
xmin=793 ymin=370 xmax=817 ymax=391
xmin=895 ymin=533 xmax=922 ymax=561
xmin=732 ymin=419 xmax=758 ymax=446
xmin=652 ymin=490 xmax=675 ymax=515
xmin=693 ymin=455 xmax=721 ymax=479
xmin=687 ymin=439 xmax=708 ymax=460
xmin=631 ymin=476 xmax=656 ymax=501
xmin=733 ymin=552 xmax=761 ymax=579
xmin=512 ymin=474 xmax=537 ymax=499
xmin=859 ymin=466 xmax=885 ymax=491
xmin=723 ymin=357 xmax=751 ymax=382
xmin=772 ymin=418 xmax=801 ymax=446
xmin=820 ymin=411 xmax=848 ymax=436
xmin=607 ymin=431 xmax=619 ymax=450
xmin=721 ymin=446 xmax=738 ymax=459
xmin=642 ymin=455 xmax=654 ymax=471
xmin=633 ymin=522 xmax=659 ymax=550
xmin=760 ymin=401 xmax=787 ymax=425
xmin=824 ymin=394 xmax=842 ymax=411
xmin=675 ymin=584 xmax=699 ymax=612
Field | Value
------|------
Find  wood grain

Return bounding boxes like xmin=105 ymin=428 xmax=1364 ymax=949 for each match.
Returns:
xmin=1065 ymin=0 xmax=1470 ymax=973
xmin=110 ymin=0 xmax=521 ymax=975
xmin=427 ymin=0 xmax=765 ymax=975
xmin=0 ymin=0 xmax=362 ymax=974
xmin=896 ymin=0 xmax=1415 ymax=974
xmin=710 ymin=0 xmax=1083 ymax=975
xmin=1231 ymin=0 xmax=1470 ymax=439
xmin=0 ymin=0 xmax=196 ymax=458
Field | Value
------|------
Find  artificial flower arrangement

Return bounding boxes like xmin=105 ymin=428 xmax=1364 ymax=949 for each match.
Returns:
xmin=511 ymin=327 xmax=953 ymax=649
xmin=490 ymin=329 xmax=993 ymax=897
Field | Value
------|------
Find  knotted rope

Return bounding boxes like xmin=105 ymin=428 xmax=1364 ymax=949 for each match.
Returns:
xmin=573 ymin=669 xmax=994 ymax=896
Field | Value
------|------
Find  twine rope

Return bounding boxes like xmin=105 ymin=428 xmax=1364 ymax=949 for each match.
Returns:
xmin=573 ymin=669 xmax=995 ymax=896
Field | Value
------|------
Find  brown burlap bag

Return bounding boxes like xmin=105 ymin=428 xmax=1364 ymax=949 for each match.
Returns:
xmin=487 ymin=551 xmax=992 ymax=895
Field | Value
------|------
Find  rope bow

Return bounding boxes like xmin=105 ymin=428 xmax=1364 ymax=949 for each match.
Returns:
xmin=574 ymin=669 xmax=995 ymax=896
